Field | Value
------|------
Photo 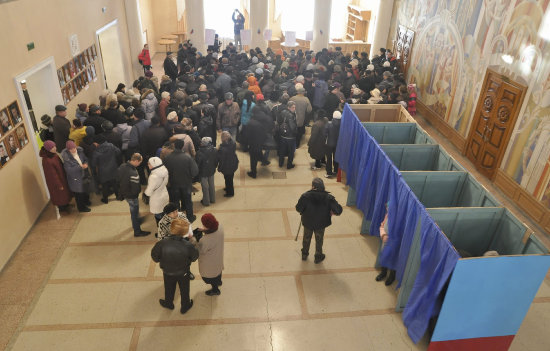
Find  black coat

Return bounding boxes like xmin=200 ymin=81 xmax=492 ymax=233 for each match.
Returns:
xmin=92 ymin=142 xmax=121 ymax=183
xmin=323 ymin=93 xmax=341 ymax=118
xmin=102 ymin=130 xmax=123 ymax=150
xmin=164 ymin=57 xmax=179 ymax=80
xmin=196 ymin=144 xmax=218 ymax=177
xmin=217 ymin=139 xmax=239 ymax=175
xmin=141 ymin=125 xmax=168 ymax=159
xmin=277 ymin=109 xmax=297 ymax=138
xmin=244 ymin=118 xmax=266 ymax=149
xmin=296 ymin=189 xmax=343 ymax=230
xmin=117 ymin=162 xmax=141 ymax=199
xmin=102 ymin=108 xmax=124 ymax=126
xmin=308 ymin=120 xmax=328 ymax=160
xmin=151 ymin=235 xmax=199 ymax=276
xmin=52 ymin=115 xmax=71 ymax=151
xmin=326 ymin=119 xmax=341 ymax=149
xmin=163 ymin=149 xmax=198 ymax=190
xmin=84 ymin=114 xmax=108 ymax=134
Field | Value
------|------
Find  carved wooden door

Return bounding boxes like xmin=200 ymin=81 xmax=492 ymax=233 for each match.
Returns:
xmin=465 ymin=70 xmax=525 ymax=179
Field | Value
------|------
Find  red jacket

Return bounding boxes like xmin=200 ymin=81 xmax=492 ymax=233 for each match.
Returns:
xmin=138 ymin=49 xmax=151 ymax=66
xmin=40 ymin=148 xmax=72 ymax=206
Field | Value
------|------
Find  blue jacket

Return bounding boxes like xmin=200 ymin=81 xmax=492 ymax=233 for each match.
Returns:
xmin=61 ymin=147 xmax=89 ymax=193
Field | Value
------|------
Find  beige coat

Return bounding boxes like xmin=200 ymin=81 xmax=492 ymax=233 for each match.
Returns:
xmin=198 ymin=225 xmax=224 ymax=278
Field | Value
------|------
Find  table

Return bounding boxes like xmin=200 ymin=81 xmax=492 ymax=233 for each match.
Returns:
xmin=161 ymin=34 xmax=178 ymax=40
xmin=172 ymin=31 xmax=187 ymax=44
xmin=157 ymin=39 xmax=177 ymax=52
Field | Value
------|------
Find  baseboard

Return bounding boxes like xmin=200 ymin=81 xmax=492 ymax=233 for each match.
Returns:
xmin=417 ymin=100 xmax=466 ymax=151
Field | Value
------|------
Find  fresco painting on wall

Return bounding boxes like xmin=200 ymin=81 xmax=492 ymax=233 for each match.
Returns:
xmin=394 ymin=0 xmax=550 ymax=210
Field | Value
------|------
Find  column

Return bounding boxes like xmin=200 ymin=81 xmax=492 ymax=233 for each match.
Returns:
xmin=185 ymin=0 xmax=206 ymax=53
xmin=250 ymin=0 xmax=268 ymax=51
xmin=124 ymin=0 xmax=145 ymax=80
xmin=311 ymin=0 xmax=332 ymax=52
xmin=370 ymin=0 xmax=394 ymax=58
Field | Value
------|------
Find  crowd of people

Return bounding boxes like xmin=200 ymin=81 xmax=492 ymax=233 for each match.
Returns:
xmin=36 ymin=39 xmax=417 ymax=312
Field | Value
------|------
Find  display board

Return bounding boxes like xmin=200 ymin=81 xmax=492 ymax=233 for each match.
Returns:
xmin=57 ymin=44 xmax=98 ymax=105
xmin=0 ymin=100 xmax=29 ymax=169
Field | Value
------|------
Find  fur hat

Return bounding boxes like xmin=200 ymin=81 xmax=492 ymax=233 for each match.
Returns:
xmin=295 ymin=75 xmax=305 ymax=83
xmin=201 ymin=136 xmax=212 ymax=146
xmin=201 ymin=213 xmax=219 ymax=231
xmin=333 ymin=111 xmax=342 ymax=119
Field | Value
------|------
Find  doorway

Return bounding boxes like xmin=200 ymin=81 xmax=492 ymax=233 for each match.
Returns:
xmin=14 ymin=56 xmax=65 ymax=199
xmin=96 ymin=20 xmax=127 ymax=90
xmin=464 ymin=69 xmax=526 ymax=180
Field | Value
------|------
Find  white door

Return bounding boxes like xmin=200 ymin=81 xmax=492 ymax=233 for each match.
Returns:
xmin=97 ymin=20 xmax=127 ymax=90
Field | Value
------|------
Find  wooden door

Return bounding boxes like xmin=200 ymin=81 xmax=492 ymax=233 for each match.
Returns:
xmin=465 ymin=70 xmax=525 ymax=180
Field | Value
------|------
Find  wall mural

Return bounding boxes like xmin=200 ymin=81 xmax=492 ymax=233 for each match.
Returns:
xmin=393 ymin=0 xmax=550 ymax=209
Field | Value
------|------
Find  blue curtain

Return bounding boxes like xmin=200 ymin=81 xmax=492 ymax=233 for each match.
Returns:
xmin=402 ymin=210 xmax=460 ymax=343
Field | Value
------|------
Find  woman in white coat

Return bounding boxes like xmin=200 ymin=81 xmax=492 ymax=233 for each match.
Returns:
xmin=144 ymin=157 xmax=169 ymax=224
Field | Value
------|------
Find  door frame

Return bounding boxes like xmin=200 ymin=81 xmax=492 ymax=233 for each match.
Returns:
xmin=95 ymin=19 xmax=128 ymax=90
xmin=464 ymin=68 xmax=527 ymax=180
xmin=13 ymin=56 xmax=65 ymax=199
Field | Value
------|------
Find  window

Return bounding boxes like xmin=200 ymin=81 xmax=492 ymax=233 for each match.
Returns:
xmin=204 ymin=0 xmax=242 ymax=39
xmin=279 ymin=0 xmax=314 ymax=39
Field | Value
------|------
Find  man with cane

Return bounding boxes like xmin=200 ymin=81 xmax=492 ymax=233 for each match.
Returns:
xmin=295 ymin=178 xmax=343 ymax=263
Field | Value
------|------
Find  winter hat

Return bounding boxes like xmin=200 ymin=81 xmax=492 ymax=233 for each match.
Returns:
xmin=312 ymin=177 xmax=325 ymax=191
xmin=352 ymin=88 xmax=362 ymax=96
xmin=101 ymin=121 xmax=114 ymax=131
xmin=370 ymin=88 xmax=381 ymax=98
xmin=201 ymin=213 xmax=219 ymax=231
xmin=247 ymin=76 xmax=257 ymax=85
xmin=366 ymin=64 xmax=374 ymax=71
xmin=332 ymin=111 xmax=342 ymax=119
xmin=255 ymin=93 xmax=265 ymax=102
xmin=89 ymin=104 xmax=101 ymax=114
xmin=55 ymin=105 xmax=67 ymax=112
xmin=255 ymin=67 xmax=263 ymax=75
xmin=224 ymin=92 xmax=234 ymax=100
xmin=199 ymin=84 xmax=207 ymax=92
xmin=85 ymin=126 xmax=95 ymax=136
xmin=167 ymin=111 xmax=178 ymax=122
xmin=95 ymin=134 xmax=106 ymax=144
xmin=252 ymin=56 xmax=258 ymax=64
xmin=78 ymin=103 xmax=87 ymax=111
xmin=383 ymin=61 xmax=391 ymax=68
xmin=161 ymin=75 xmax=170 ymax=82
xmin=41 ymin=114 xmax=52 ymax=126
xmin=134 ymin=108 xmax=146 ymax=119
xmin=201 ymin=136 xmax=212 ymax=146
xmin=43 ymin=140 xmax=56 ymax=152
xmin=148 ymin=156 xmax=163 ymax=168
xmin=296 ymin=75 xmax=305 ymax=83
xmin=144 ymin=70 xmax=153 ymax=77
xmin=295 ymin=83 xmax=304 ymax=91
xmin=163 ymin=202 xmax=178 ymax=214
xmin=66 ymin=140 xmax=76 ymax=150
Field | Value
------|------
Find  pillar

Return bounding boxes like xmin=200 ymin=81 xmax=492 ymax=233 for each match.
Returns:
xmin=311 ymin=0 xmax=332 ymax=52
xmin=124 ymin=0 xmax=145 ymax=80
xmin=370 ymin=0 xmax=394 ymax=58
xmin=250 ymin=0 xmax=268 ymax=51
xmin=185 ymin=0 xmax=206 ymax=53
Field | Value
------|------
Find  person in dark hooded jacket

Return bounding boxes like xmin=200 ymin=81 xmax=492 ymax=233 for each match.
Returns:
xmin=295 ymin=178 xmax=342 ymax=263
xmin=196 ymin=137 xmax=218 ymax=206
xmin=217 ymin=131 xmax=239 ymax=197
xmin=92 ymin=135 xmax=121 ymax=203
xmin=308 ymin=117 xmax=328 ymax=169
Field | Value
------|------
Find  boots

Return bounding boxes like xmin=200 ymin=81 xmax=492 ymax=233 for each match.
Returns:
xmin=385 ymin=269 xmax=396 ymax=286
xmin=375 ymin=267 xmax=387 ymax=281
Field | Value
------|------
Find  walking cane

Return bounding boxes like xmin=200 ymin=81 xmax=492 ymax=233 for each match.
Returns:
xmin=294 ymin=220 xmax=302 ymax=241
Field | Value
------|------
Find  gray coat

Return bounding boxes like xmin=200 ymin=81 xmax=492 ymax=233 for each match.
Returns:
xmin=197 ymin=225 xmax=224 ymax=278
xmin=61 ymin=147 xmax=89 ymax=193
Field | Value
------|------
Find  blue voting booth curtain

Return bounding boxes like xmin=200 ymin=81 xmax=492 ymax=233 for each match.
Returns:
xmin=336 ymin=104 xmax=460 ymax=343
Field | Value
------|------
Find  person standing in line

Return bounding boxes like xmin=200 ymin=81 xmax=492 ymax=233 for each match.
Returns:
xmin=61 ymin=140 xmax=91 ymax=213
xmin=52 ymin=105 xmax=71 ymax=151
xmin=191 ymin=213 xmax=224 ymax=296
xmin=277 ymin=101 xmax=298 ymax=169
xmin=295 ymin=178 xmax=343 ymax=263
xmin=144 ymin=157 xmax=170 ymax=225
xmin=217 ymin=92 xmax=241 ymax=140
xmin=324 ymin=111 xmax=341 ymax=177
xmin=163 ymin=52 xmax=179 ymax=81
xmin=289 ymin=86 xmax=312 ymax=147
xmin=117 ymin=153 xmax=151 ymax=237
xmin=196 ymin=137 xmax=218 ymax=206
xmin=40 ymin=140 xmax=72 ymax=213
xmin=138 ymin=44 xmax=152 ymax=73
xmin=151 ymin=218 xmax=199 ymax=314
xmin=217 ymin=131 xmax=239 ymax=198
xmin=91 ymin=135 xmax=121 ymax=204
xmin=308 ymin=117 xmax=329 ymax=170
xmin=232 ymin=9 xmax=245 ymax=51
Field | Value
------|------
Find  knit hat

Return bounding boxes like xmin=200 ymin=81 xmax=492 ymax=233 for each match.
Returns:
xmin=163 ymin=202 xmax=178 ymax=214
xmin=41 ymin=114 xmax=52 ymax=126
xmin=255 ymin=67 xmax=263 ymax=75
xmin=89 ymin=105 xmax=101 ymax=114
xmin=201 ymin=213 xmax=219 ymax=231
xmin=85 ymin=126 xmax=95 ymax=136
xmin=43 ymin=140 xmax=56 ymax=152
xmin=78 ymin=103 xmax=87 ymax=111
xmin=148 ymin=156 xmax=163 ymax=168
xmin=333 ymin=111 xmax=342 ymax=119
xmin=167 ymin=111 xmax=178 ymax=121
xmin=145 ymin=70 xmax=153 ymax=77
xmin=312 ymin=177 xmax=325 ymax=191
xmin=201 ymin=136 xmax=212 ymax=146
xmin=366 ymin=64 xmax=374 ymax=71
xmin=66 ymin=140 xmax=76 ymax=150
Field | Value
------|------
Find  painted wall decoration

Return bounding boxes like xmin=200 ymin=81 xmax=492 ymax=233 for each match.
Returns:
xmin=392 ymin=0 xmax=550 ymax=210
xmin=57 ymin=44 xmax=98 ymax=105
xmin=0 ymin=101 xmax=29 ymax=169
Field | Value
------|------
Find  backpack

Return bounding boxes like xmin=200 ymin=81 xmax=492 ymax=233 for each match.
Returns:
xmin=198 ymin=114 xmax=214 ymax=137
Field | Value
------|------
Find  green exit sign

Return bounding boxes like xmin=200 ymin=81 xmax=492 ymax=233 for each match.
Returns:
xmin=27 ymin=42 xmax=35 ymax=51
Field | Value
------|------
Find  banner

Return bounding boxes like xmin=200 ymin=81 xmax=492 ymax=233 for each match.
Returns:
xmin=263 ymin=29 xmax=272 ymax=41
xmin=240 ymin=29 xmax=251 ymax=45
xmin=305 ymin=30 xmax=313 ymax=41
xmin=285 ymin=31 xmax=296 ymax=46
xmin=205 ymin=29 xmax=216 ymax=46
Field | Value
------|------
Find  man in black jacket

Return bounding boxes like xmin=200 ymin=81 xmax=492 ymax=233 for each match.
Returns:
xmin=164 ymin=52 xmax=178 ymax=81
xmin=277 ymin=101 xmax=298 ymax=169
xmin=92 ymin=135 xmax=121 ymax=204
xmin=164 ymin=139 xmax=199 ymax=222
xmin=84 ymin=105 xmax=108 ymax=134
xmin=296 ymin=178 xmax=343 ymax=263
xmin=151 ymin=218 xmax=199 ymax=314
xmin=117 ymin=153 xmax=150 ymax=237
xmin=100 ymin=121 xmax=123 ymax=151
xmin=141 ymin=116 xmax=168 ymax=162
xmin=196 ymin=137 xmax=218 ymax=206
xmin=52 ymin=105 xmax=71 ymax=151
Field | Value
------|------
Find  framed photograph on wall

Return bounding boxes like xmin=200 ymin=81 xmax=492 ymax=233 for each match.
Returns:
xmin=0 ymin=108 xmax=12 ymax=135
xmin=73 ymin=80 xmax=80 ymax=95
xmin=63 ymin=64 xmax=71 ymax=82
xmin=62 ymin=87 xmax=70 ymax=105
xmin=83 ymin=51 xmax=89 ymax=66
xmin=91 ymin=44 xmax=97 ymax=59
xmin=8 ymin=101 xmax=22 ymax=125
xmin=90 ymin=63 xmax=97 ymax=79
xmin=16 ymin=125 xmax=28 ymax=147
xmin=68 ymin=60 xmax=76 ymax=78
xmin=6 ymin=133 xmax=19 ymax=156
xmin=68 ymin=83 xmax=75 ymax=100
xmin=0 ymin=139 xmax=10 ymax=166
xmin=57 ymin=68 xmax=66 ymax=87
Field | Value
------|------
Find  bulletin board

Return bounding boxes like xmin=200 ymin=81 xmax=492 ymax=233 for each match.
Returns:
xmin=0 ymin=100 xmax=30 ymax=169
xmin=57 ymin=44 xmax=98 ymax=105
